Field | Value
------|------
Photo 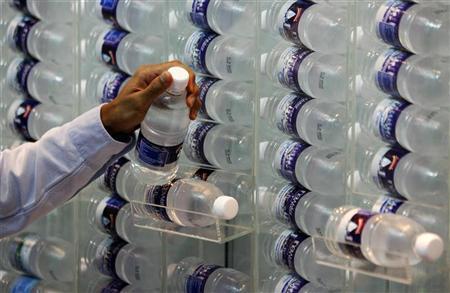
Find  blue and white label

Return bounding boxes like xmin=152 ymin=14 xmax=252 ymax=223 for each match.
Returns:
xmin=275 ymin=139 xmax=310 ymax=184
xmin=276 ymin=93 xmax=313 ymax=137
xmin=101 ymin=28 xmax=128 ymax=68
xmin=278 ymin=0 xmax=313 ymax=45
xmin=8 ymin=233 xmax=39 ymax=276
xmin=10 ymin=0 xmax=29 ymax=13
xmin=188 ymin=0 xmax=211 ymax=31
xmin=376 ymin=0 xmax=415 ymax=49
xmin=10 ymin=15 xmax=38 ymax=54
xmin=186 ymin=263 xmax=221 ymax=293
xmin=136 ymin=132 xmax=183 ymax=168
xmin=145 ymin=180 xmax=178 ymax=222
xmin=9 ymin=58 xmax=37 ymax=95
xmin=10 ymin=276 xmax=39 ymax=293
xmin=372 ymin=97 xmax=410 ymax=145
xmin=273 ymin=184 xmax=309 ymax=227
xmin=100 ymin=0 xmax=120 ymax=26
xmin=275 ymin=274 xmax=309 ymax=293
xmin=372 ymin=196 xmax=405 ymax=214
xmin=197 ymin=77 xmax=219 ymax=119
xmin=103 ymin=157 xmax=129 ymax=193
xmin=274 ymin=230 xmax=308 ymax=270
xmin=371 ymin=147 xmax=409 ymax=195
xmin=184 ymin=31 xmax=218 ymax=75
xmin=95 ymin=237 xmax=127 ymax=278
xmin=375 ymin=49 xmax=412 ymax=97
xmin=100 ymin=71 xmax=129 ymax=104
xmin=184 ymin=121 xmax=215 ymax=165
xmin=101 ymin=279 xmax=128 ymax=293
xmin=277 ymin=47 xmax=313 ymax=92
xmin=12 ymin=99 xmax=40 ymax=142
xmin=96 ymin=196 xmax=127 ymax=235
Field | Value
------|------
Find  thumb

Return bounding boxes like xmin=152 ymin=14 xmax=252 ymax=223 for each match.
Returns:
xmin=139 ymin=71 xmax=173 ymax=106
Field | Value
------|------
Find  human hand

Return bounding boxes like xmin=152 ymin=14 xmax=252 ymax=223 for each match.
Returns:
xmin=100 ymin=60 xmax=201 ymax=139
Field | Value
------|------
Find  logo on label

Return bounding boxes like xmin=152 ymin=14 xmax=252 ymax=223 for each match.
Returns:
xmin=373 ymin=97 xmax=410 ymax=145
xmin=376 ymin=49 xmax=412 ymax=97
xmin=145 ymin=180 xmax=178 ymax=222
xmin=98 ymin=196 xmax=127 ymax=235
xmin=101 ymin=28 xmax=128 ymax=68
xmin=339 ymin=209 xmax=376 ymax=259
xmin=377 ymin=0 xmax=415 ymax=49
xmin=11 ymin=15 xmax=38 ymax=54
xmin=184 ymin=31 xmax=218 ymax=75
xmin=277 ymin=140 xmax=310 ymax=184
xmin=274 ymin=184 xmax=309 ymax=227
xmin=274 ymin=230 xmax=308 ymax=270
xmin=101 ymin=71 xmax=129 ymax=104
xmin=279 ymin=0 xmax=313 ymax=45
xmin=184 ymin=121 xmax=216 ymax=165
xmin=136 ymin=133 xmax=183 ymax=168
xmin=276 ymin=93 xmax=312 ymax=137
xmin=103 ymin=157 xmax=129 ymax=193
xmin=373 ymin=147 xmax=409 ymax=195
xmin=12 ymin=99 xmax=41 ymax=142
xmin=96 ymin=237 xmax=127 ymax=278
xmin=197 ymin=77 xmax=219 ymax=119
xmin=277 ymin=47 xmax=313 ymax=92
xmin=189 ymin=0 xmax=211 ymax=30
xmin=100 ymin=0 xmax=120 ymax=26
xmin=186 ymin=263 xmax=221 ymax=293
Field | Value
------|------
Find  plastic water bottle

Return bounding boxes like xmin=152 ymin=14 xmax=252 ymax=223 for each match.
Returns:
xmin=167 ymin=257 xmax=250 ymax=293
xmin=0 ymin=271 xmax=70 ymax=293
xmin=197 ymin=77 xmax=254 ymax=126
xmin=261 ymin=43 xmax=347 ymax=101
xmin=261 ymin=271 xmax=330 ymax=293
xmin=260 ymin=91 xmax=347 ymax=148
xmin=176 ymin=30 xmax=256 ymax=81
xmin=261 ymin=181 xmax=344 ymax=237
xmin=325 ymin=205 xmax=444 ymax=267
xmin=87 ymin=25 xmax=164 ymax=75
xmin=263 ymin=226 xmax=344 ymax=290
xmin=7 ymin=98 xmax=72 ymax=142
xmin=86 ymin=277 xmax=141 ymax=293
xmin=260 ymin=139 xmax=345 ymax=195
xmin=361 ymin=46 xmax=450 ymax=109
xmin=6 ymin=15 xmax=73 ymax=65
xmin=362 ymin=1 xmax=450 ymax=56
xmin=9 ymin=0 xmax=74 ymax=23
xmin=0 ymin=233 xmax=75 ymax=282
xmin=358 ymin=96 xmax=449 ymax=155
xmin=132 ymin=67 xmax=190 ymax=183
xmin=184 ymin=121 xmax=253 ymax=171
xmin=90 ymin=0 xmax=164 ymax=35
xmin=6 ymin=57 xmax=74 ymax=105
xmin=262 ymin=1 xmax=347 ymax=54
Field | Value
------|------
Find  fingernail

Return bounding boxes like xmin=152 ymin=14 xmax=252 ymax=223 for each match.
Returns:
xmin=160 ymin=71 xmax=171 ymax=84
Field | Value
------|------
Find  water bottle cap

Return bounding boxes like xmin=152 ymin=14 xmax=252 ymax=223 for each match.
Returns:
xmin=212 ymin=196 xmax=239 ymax=220
xmin=414 ymin=233 xmax=444 ymax=262
xmin=168 ymin=67 xmax=189 ymax=94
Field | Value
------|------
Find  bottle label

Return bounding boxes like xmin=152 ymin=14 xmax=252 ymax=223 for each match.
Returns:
xmin=275 ymin=140 xmax=310 ymax=184
xmin=10 ymin=0 xmax=29 ymax=14
xmin=100 ymin=0 xmax=120 ymax=26
xmin=101 ymin=71 xmax=129 ymax=104
xmin=197 ymin=77 xmax=219 ymax=119
xmin=375 ymin=49 xmax=412 ymax=97
xmin=101 ymin=279 xmax=128 ymax=293
xmin=277 ymin=0 xmax=313 ymax=45
xmin=9 ymin=58 xmax=38 ymax=95
xmin=145 ymin=179 xmax=178 ymax=222
xmin=95 ymin=237 xmax=127 ymax=278
xmin=184 ymin=121 xmax=215 ymax=165
xmin=376 ymin=0 xmax=414 ymax=49
xmin=184 ymin=31 xmax=218 ymax=75
xmin=103 ymin=157 xmax=129 ymax=193
xmin=277 ymin=47 xmax=313 ymax=92
xmin=10 ymin=276 xmax=39 ymax=293
xmin=8 ymin=233 xmax=40 ymax=275
xmin=11 ymin=15 xmax=38 ymax=54
xmin=275 ymin=274 xmax=309 ymax=293
xmin=372 ymin=97 xmax=410 ymax=145
xmin=274 ymin=230 xmax=308 ymax=270
xmin=12 ymin=99 xmax=41 ymax=142
xmin=192 ymin=168 xmax=215 ymax=181
xmin=273 ymin=184 xmax=309 ymax=227
xmin=276 ymin=93 xmax=313 ymax=137
xmin=189 ymin=0 xmax=211 ymax=30
xmin=186 ymin=263 xmax=221 ymax=293
xmin=337 ymin=208 xmax=376 ymax=259
xmin=101 ymin=28 xmax=128 ymax=69
xmin=96 ymin=196 xmax=127 ymax=235
xmin=372 ymin=196 xmax=404 ymax=214
xmin=371 ymin=147 xmax=409 ymax=195
xmin=136 ymin=132 xmax=183 ymax=168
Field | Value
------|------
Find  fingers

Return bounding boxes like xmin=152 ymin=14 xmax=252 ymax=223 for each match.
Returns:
xmin=139 ymin=71 xmax=173 ymax=107
xmin=187 ymin=93 xmax=202 ymax=120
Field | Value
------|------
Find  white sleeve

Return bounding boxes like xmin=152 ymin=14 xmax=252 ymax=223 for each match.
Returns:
xmin=0 ymin=105 xmax=133 ymax=238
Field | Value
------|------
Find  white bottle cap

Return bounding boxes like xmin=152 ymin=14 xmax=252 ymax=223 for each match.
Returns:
xmin=168 ymin=66 xmax=189 ymax=94
xmin=212 ymin=196 xmax=239 ymax=220
xmin=414 ymin=233 xmax=444 ymax=262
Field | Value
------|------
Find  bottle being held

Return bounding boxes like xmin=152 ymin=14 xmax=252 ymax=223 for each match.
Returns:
xmin=183 ymin=121 xmax=253 ymax=171
xmin=6 ymin=14 xmax=73 ymax=65
xmin=261 ymin=43 xmax=347 ymax=101
xmin=260 ymin=91 xmax=347 ymax=148
xmin=261 ymin=271 xmax=330 ymax=293
xmin=9 ymin=0 xmax=74 ymax=23
xmin=167 ymin=257 xmax=250 ymax=293
xmin=325 ymin=206 xmax=444 ymax=267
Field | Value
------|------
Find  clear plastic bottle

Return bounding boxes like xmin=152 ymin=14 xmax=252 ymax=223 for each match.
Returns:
xmin=86 ymin=277 xmax=141 ymax=293
xmin=261 ymin=271 xmax=330 ymax=293
xmin=167 ymin=257 xmax=250 ymax=293
xmin=6 ymin=15 xmax=73 ymax=65
xmin=361 ymin=46 xmax=450 ymax=109
xmin=9 ymin=0 xmax=75 ymax=23
xmin=132 ymin=67 xmax=190 ymax=184
xmin=358 ymin=96 xmax=449 ymax=155
xmin=0 ymin=271 xmax=70 ymax=293
xmin=0 ymin=233 xmax=75 ymax=282
xmin=196 ymin=77 xmax=254 ymax=126
xmin=325 ymin=206 xmax=444 ymax=267
xmin=262 ymin=1 xmax=347 ymax=54
xmin=362 ymin=1 xmax=450 ymax=56
xmin=184 ymin=121 xmax=253 ymax=171
xmin=260 ymin=139 xmax=346 ymax=195
xmin=6 ymin=57 xmax=74 ymax=105
xmin=263 ymin=226 xmax=344 ymax=290
xmin=261 ymin=43 xmax=347 ymax=101
xmin=176 ymin=30 xmax=256 ymax=81
xmin=7 ymin=98 xmax=72 ymax=142
xmin=260 ymin=91 xmax=347 ymax=148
